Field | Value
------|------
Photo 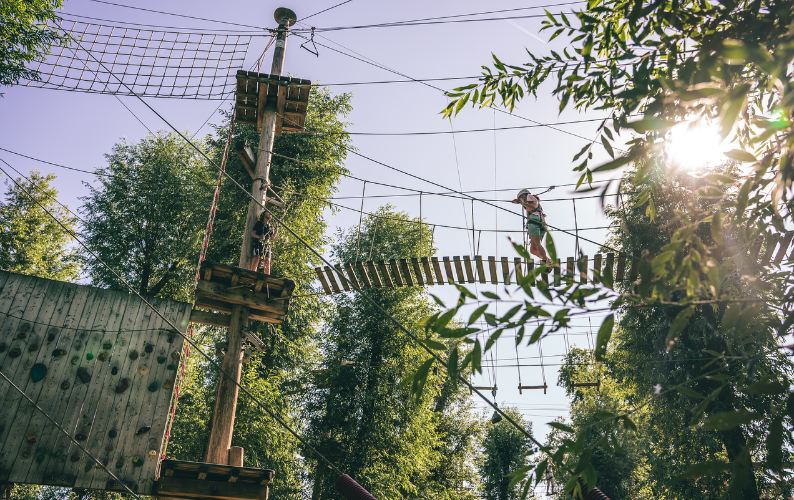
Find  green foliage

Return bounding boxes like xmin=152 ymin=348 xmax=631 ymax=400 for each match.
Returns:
xmin=305 ymin=206 xmax=483 ymax=500
xmin=80 ymin=132 xmax=215 ymax=301
xmin=0 ymin=0 xmax=66 ymax=94
xmin=479 ymin=408 xmax=535 ymax=500
xmin=0 ymin=170 xmax=80 ymax=281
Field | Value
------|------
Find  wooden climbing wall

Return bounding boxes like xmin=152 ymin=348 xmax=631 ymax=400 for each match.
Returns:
xmin=0 ymin=271 xmax=192 ymax=495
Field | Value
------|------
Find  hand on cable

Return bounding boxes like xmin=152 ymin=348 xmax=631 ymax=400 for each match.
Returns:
xmin=511 ymin=198 xmax=520 ymax=204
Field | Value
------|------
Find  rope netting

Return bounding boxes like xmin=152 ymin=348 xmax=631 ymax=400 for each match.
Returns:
xmin=23 ymin=20 xmax=250 ymax=99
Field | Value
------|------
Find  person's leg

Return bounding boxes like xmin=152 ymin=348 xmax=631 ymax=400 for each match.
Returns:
xmin=262 ymin=248 xmax=272 ymax=275
xmin=530 ymin=234 xmax=549 ymax=263
xmin=250 ymin=255 xmax=260 ymax=272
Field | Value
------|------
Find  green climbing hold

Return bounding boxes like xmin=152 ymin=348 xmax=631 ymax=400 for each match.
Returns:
xmin=157 ymin=356 xmax=166 ymax=364
xmin=102 ymin=342 xmax=112 ymax=350
xmin=31 ymin=363 xmax=48 ymax=382
xmin=116 ymin=459 xmax=124 ymax=468
xmin=144 ymin=343 xmax=153 ymax=353
xmin=0 ymin=343 xmax=6 ymax=353
xmin=77 ymin=367 xmax=91 ymax=384
xmin=36 ymin=453 xmax=46 ymax=462
xmin=75 ymin=433 xmax=87 ymax=441
xmin=85 ymin=353 xmax=94 ymax=361
xmin=52 ymin=447 xmax=65 ymax=457
xmin=129 ymin=350 xmax=138 ymax=360
xmin=132 ymin=456 xmax=143 ymax=466
xmin=136 ymin=426 xmax=151 ymax=435
xmin=52 ymin=348 xmax=67 ymax=357
xmin=60 ymin=380 xmax=70 ymax=390
xmin=71 ymin=356 xmax=78 ymax=365
xmin=148 ymin=381 xmax=158 ymax=392
xmin=108 ymin=429 xmax=117 ymax=438
xmin=9 ymin=348 xmax=21 ymax=358
xmin=166 ymin=364 xmax=176 ymax=371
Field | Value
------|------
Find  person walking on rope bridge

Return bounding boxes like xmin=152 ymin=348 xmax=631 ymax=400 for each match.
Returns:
xmin=250 ymin=211 xmax=279 ymax=273
xmin=513 ymin=189 xmax=551 ymax=265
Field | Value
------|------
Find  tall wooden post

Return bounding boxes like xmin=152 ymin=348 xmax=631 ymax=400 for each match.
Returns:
xmin=205 ymin=7 xmax=296 ymax=466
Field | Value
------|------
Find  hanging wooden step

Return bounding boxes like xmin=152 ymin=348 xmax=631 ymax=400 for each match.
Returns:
xmin=234 ymin=71 xmax=311 ymax=135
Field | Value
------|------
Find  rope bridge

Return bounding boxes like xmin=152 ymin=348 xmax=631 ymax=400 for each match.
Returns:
xmin=23 ymin=20 xmax=250 ymax=99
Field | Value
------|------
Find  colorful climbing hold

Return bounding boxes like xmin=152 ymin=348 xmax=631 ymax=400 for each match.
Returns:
xmin=28 ymin=342 xmax=39 ymax=352
xmin=111 ymin=366 xmax=118 ymax=375
xmin=167 ymin=334 xmax=176 ymax=344
xmin=85 ymin=353 xmax=94 ymax=361
xmin=166 ymin=364 xmax=176 ymax=371
xmin=144 ymin=343 xmax=153 ymax=353
xmin=31 ymin=363 xmax=48 ymax=382
xmin=171 ymin=351 xmax=180 ymax=360
xmin=0 ymin=343 xmax=6 ymax=353
xmin=52 ymin=448 xmax=65 ymax=457
xmin=71 ymin=356 xmax=79 ymax=365
xmin=136 ymin=426 xmax=151 ymax=435
xmin=75 ymin=433 xmax=87 ymax=441
xmin=147 ymin=381 xmax=158 ymax=392
xmin=36 ymin=453 xmax=46 ymax=462
xmin=138 ymin=366 xmax=148 ymax=375
xmin=115 ymin=459 xmax=124 ymax=468
xmin=26 ymin=435 xmax=36 ymax=443
xmin=98 ymin=353 xmax=108 ymax=361
xmin=102 ymin=459 xmax=109 ymax=467
xmin=76 ymin=367 xmax=91 ymax=384
xmin=148 ymin=450 xmax=157 ymax=456
xmin=162 ymin=381 xmax=172 ymax=390
xmin=71 ymin=454 xmax=80 ymax=462
xmin=85 ymin=462 xmax=93 ymax=472
xmin=105 ymin=445 xmax=113 ymax=452
xmin=129 ymin=351 xmax=138 ymax=360
xmin=47 ymin=329 xmax=57 ymax=342
xmin=132 ymin=456 xmax=143 ymax=466
xmin=60 ymin=380 xmax=70 ymax=390
xmin=102 ymin=342 xmax=112 ymax=350
xmin=52 ymin=348 xmax=67 ymax=357
xmin=21 ymin=452 xmax=30 ymax=459
xmin=108 ymin=429 xmax=117 ymax=438
xmin=9 ymin=348 xmax=21 ymax=358
xmin=115 ymin=378 xmax=129 ymax=394
xmin=157 ymin=356 xmax=166 ymax=364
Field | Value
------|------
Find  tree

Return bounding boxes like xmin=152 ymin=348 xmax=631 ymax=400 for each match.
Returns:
xmin=305 ymin=206 xmax=483 ymax=500
xmin=1 ymin=0 xmax=65 ymax=94
xmin=480 ymin=408 xmax=535 ymax=500
xmin=0 ymin=170 xmax=79 ymax=281
xmin=80 ymin=131 xmax=215 ymax=301
xmin=404 ymin=1 xmax=794 ymax=497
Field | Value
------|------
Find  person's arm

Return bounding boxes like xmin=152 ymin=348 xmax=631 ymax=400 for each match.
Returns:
xmin=272 ymin=225 xmax=279 ymax=239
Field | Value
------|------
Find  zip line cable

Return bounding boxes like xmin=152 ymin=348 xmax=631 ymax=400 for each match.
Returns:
xmin=56 ymin=27 xmax=546 ymax=451
xmin=0 ymin=370 xmax=141 ymax=499
xmin=299 ymin=0 xmax=355 ymax=22
xmin=81 ymin=0 xmax=266 ymax=30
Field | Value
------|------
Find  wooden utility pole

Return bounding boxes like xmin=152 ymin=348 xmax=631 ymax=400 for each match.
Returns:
xmin=205 ymin=7 xmax=296 ymax=466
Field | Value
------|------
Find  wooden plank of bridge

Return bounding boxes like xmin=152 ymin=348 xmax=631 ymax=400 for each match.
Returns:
xmin=616 ymin=254 xmax=627 ymax=281
xmin=366 ymin=261 xmax=382 ymax=287
xmin=629 ymin=251 xmax=641 ymax=281
xmin=411 ymin=258 xmax=425 ymax=286
xmin=432 ymin=257 xmax=445 ymax=285
xmin=760 ymin=232 xmax=779 ymax=266
xmin=488 ymin=257 xmax=499 ymax=285
xmin=334 ymin=265 xmax=351 ymax=291
xmin=421 ymin=257 xmax=435 ymax=285
xmin=501 ymin=257 xmax=511 ymax=285
xmin=443 ymin=257 xmax=456 ymax=284
xmin=378 ymin=261 xmax=394 ymax=288
xmin=514 ymin=257 xmax=523 ymax=282
xmin=463 ymin=256 xmax=475 ymax=283
xmin=540 ymin=260 xmax=549 ymax=284
xmin=323 ymin=266 xmax=342 ymax=293
xmin=344 ymin=263 xmax=361 ymax=290
xmin=474 ymin=256 xmax=487 ymax=284
xmin=605 ymin=253 xmax=614 ymax=282
xmin=774 ymin=231 xmax=794 ymax=264
xmin=579 ymin=255 xmax=588 ymax=284
xmin=518 ymin=384 xmax=548 ymax=395
xmin=593 ymin=254 xmax=602 ymax=284
xmin=452 ymin=257 xmax=466 ymax=284
xmin=399 ymin=259 xmax=415 ymax=286
xmin=355 ymin=262 xmax=372 ymax=288
xmin=554 ymin=259 xmax=561 ymax=286
xmin=567 ymin=257 xmax=575 ymax=283
xmin=389 ymin=259 xmax=404 ymax=287
xmin=526 ymin=259 xmax=536 ymax=286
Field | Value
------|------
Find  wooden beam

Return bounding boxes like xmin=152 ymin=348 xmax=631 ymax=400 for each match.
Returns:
xmin=378 ymin=261 xmax=394 ymax=287
xmin=366 ymin=261 xmax=382 ymax=287
xmin=389 ymin=259 xmax=404 ymax=286
xmin=190 ymin=309 xmax=231 ymax=328
xmin=488 ymin=256 xmax=498 ymax=285
xmin=421 ymin=257 xmax=435 ymax=285
xmin=605 ymin=253 xmax=614 ymax=282
xmin=518 ymin=384 xmax=547 ymax=395
xmin=567 ymin=257 xmax=575 ymax=282
xmin=154 ymin=476 xmax=269 ymax=500
xmin=452 ymin=257 xmax=466 ymax=284
xmin=400 ymin=259 xmax=414 ymax=286
xmin=616 ymin=254 xmax=627 ymax=281
xmin=431 ymin=257 xmax=445 ymax=285
xmin=324 ymin=266 xmax=341 ymax=293
xmin=195 ymin=280 xmax=286 ymax=316
xmin=234 ymin=142 xmax=256 ymax=179
xmin=355 ymin=262 xmax=372 ymax=288
xmin=579 ymin=255 xmax=588 ymax=284
xmin=334 ymin=265 xmax=350 ymax=292
xmin=463 ymin=256 xmax=475 ymax=283
xmin=553 ymin=259 xmax=561 ymax=286
xmin=527 ymin=259 xmax=536 ymax=286
xmin=314 ymin=267 xmax=331 ymax=294
xmin=344 ymin=263 xmax=361 ymax=290
xmin=514 ymin=257 xmax=523 ymax=282
xmin=411 ymin=258 xmax=425 ymax=286
xmin=443 ymin=257 xmax=455 ymax=284
xmin=475 ymin=256 xmax=487 ymax=284
xmin=593 ymin=254 xmax=602 ymax=284
xmin=501 ymin=257 xmax=510 ymax=285
xmin=256 ymin=80 xmax=266 ymax=134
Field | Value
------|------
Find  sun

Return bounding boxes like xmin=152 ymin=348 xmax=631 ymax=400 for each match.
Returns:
xmin=667 ymin=121 xmax=726 ymax=170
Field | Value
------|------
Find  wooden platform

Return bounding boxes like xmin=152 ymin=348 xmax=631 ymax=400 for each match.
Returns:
xmin=0 ymin=271 xmax=192 ymax=495
xmin=192 ymin=261 xmax=295 ymax=326
xmin=153 ymin=460 xmax=273 ymax=500
xmin=234 ymin=71 xmax=310 ymax=135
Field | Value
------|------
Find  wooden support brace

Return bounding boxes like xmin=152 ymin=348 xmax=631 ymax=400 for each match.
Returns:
xmin=389 ymin=259 xmax=404 ymax=286
xmin=324 ymin=266 xmax=342 ymax=293
xmin=444 ymin=257 xmax=457 ymax=284
xmin=616 ymin=254 xmax=627 ymax=281
xmin=432 ymin=257 xmax=445 ymax=285
xmin=235 ymin=142 xmax=256 ymax=179
xmin=452 ymin=256 xmax=466 ymax=284
xmin=475 ymin=256 xmax=487 ymax=284
xmin=579 ymin=255 xmax=588 ymax=284
xmin=463 ymin=256 xmax=475 ymax=283
xmin=488 ymin=256 xmax=499 ymax=285
xmin=593 ymin=254 xmax=602 ymax=284
xmin=629 ymin=251 xmax=641 ymax=281
xmin=334 ymin=264 xmax=350 ymax=291
xmin=190 ymin=309 xmax=231 ymax=328
xmin=411 ymin=258 xmax=425 ymax=286
xmin=366 ymin=261 xmax=382 ymax=287
xmin=421 ymin=257 xmax=435 ymax=285
xmin=501 ymin=257 xmax=511 ymax=285
xmin=400 ymin=259 xmax=415 ymax=286
xmin=344 ymin=263 xmax=361 ymax=289
xmin=355 ymin=262 xmax=372 ymax=288
xmin=378 ymin=261 xmax=394 ymax=287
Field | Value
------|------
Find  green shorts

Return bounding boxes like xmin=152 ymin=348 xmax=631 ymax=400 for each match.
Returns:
xmin=526 ymin=214 xmax=546 ymax=238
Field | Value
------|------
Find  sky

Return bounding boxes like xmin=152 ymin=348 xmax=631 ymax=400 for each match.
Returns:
xmin=0 ymin=0 xmax=632 ymax=461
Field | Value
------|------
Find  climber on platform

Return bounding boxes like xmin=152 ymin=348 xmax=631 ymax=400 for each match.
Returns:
xmin=513 ymin=189 xmax=551 ymax=265
xmin=250 ymin=210 xmax=279 ymax=274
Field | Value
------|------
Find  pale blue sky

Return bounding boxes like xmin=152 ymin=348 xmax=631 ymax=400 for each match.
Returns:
xmin=1 ymin=0 xmax=630 ymax=447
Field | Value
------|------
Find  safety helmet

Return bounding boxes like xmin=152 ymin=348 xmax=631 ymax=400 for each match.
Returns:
xmin=517 ymin=188 xmax=531 ymax=199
